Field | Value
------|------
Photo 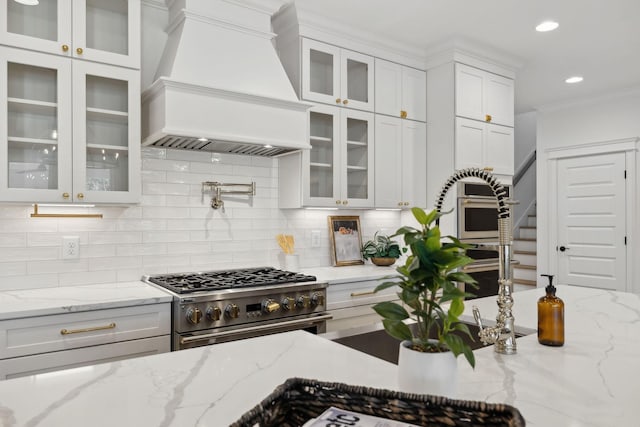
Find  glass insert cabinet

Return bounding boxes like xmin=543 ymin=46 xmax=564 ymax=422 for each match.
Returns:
xmin=0 ymin=1 xmax=140 ymax=203
xmin=303 ymin=104 xmax=374 ymax=208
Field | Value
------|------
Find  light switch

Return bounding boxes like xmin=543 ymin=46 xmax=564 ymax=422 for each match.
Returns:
xmin=311 ymin=230 xmax=321 ymax=247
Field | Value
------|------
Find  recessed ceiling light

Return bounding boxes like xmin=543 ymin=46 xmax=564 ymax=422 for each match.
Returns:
xmin=565 ymin=76 xmax=584 ymax=84
xmin=14 ymin=0 xmax=39 ymax=5
xmin=536 ymin=21 xmax=559 ymax=32
xmin=263 ymin=144 xmax=273 ymax=149
xmin=197 ymin=137 xmax=208 ymax=142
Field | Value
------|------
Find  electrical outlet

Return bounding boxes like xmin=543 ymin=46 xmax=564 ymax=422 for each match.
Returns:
xmin=311 ymin=230 xmax=321 ymax=247
xmin=62 ymin=236 xmax=80 ymax=259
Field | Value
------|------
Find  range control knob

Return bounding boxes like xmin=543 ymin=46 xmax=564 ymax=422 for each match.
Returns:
xmin=225 ymin=304 xmax=240 ymax=319
xmin=206 ymin=306 xmax=221 ymax=321
xmin=281 ymin=296 xmax=295 ymax=311
xmin=311 ymin=292 xmax=325 ymax=307
xmin=262 ymin=299 xmax=281 ymax=314
xmin=296 ymin=295 xmax=311 ymax=309
xmin=186 ymin=307 xmax=202 ymax=324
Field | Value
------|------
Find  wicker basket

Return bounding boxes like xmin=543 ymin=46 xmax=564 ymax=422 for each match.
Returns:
xmin=232 ymin=377 xmax=525 ymax=427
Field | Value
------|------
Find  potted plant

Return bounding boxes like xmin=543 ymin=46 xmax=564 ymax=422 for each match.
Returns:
xmin=373 ymin=207 xmax=477 ymax=396
xmin=361 ymin=231 xmax=401 ymax=266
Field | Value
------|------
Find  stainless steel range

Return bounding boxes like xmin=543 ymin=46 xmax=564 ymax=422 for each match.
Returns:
xmin=143 ymin=267 xmax=330 ymax=351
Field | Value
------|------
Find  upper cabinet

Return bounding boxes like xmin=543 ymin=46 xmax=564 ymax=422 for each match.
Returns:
xmin=455 ymin=117 xmax=514 ymax=176
xmin=0 ymin=46 xmax=140 ymax=203
xmin=375 ymin=59 xmax=426 ymax=122
xmin=0 ymin=0 xmax=140 ymax=69
xmin=279 ymin=104 xmax=374 ymax=208
xmin=455 ymin=63 xmax=514 ymax=127
xmin=301 ymin=38 xmax=374 ymax=112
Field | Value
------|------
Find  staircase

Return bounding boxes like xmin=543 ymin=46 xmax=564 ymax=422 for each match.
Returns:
xmin=512 ymin=208 xmax=537 ymax=292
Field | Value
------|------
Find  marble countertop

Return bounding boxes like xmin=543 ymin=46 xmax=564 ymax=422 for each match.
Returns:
xmin=300 ymin=264 xmax=399 ymax=284
xmin=1 ymin=285 xmax=639 ymax=426
xmin=0 ymin=282 xmax=173 ymax=320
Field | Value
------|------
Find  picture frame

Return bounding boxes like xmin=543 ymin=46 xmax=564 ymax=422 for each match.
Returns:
xmin=328 ymin=216 xmax=364 ymax=266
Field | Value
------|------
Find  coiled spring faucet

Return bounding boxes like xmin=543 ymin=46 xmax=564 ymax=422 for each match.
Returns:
xmin=435 ymin=168 xmax=516 ymax=355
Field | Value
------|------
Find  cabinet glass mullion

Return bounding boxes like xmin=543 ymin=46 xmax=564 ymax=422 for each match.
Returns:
xmin=7 ymin=62 xmax=59 ymax=190
xmin=84 ymin=74 xmax=129 ymax=192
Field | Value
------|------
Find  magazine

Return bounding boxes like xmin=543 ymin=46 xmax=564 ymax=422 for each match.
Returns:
xmin=302 ymin=406 xmax=420 ymax=427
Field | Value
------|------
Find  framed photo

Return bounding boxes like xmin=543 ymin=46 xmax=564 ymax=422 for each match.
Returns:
xmin=328 ymin=216 xmax=364 ymax=266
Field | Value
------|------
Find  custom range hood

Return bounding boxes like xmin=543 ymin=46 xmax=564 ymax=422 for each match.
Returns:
xmin=142 ymin=0 xmax=311 ymax=157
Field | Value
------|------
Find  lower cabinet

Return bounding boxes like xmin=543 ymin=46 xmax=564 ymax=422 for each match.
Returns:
xmin=326 ymin=278 xmax=399 ymax=332
xmin=0 ymin=303 xmax=171 ymax=380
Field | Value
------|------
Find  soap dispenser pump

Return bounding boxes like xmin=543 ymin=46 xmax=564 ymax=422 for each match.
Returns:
xmin=538 ymin=274 xmax=564 ymax=346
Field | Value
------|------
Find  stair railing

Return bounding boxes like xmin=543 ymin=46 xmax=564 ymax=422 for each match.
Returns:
xmin=513 ymin=150 xmax=536 ymax=187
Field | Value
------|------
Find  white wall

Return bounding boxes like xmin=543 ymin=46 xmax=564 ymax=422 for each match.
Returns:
xmin=0 ymin=148 xmax=402 ymax=291
xmin=536 ymin=90 xmax=640 ymax=288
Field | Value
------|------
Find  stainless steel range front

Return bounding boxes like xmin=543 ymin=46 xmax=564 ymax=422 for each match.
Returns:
xmin=143 ymin=267 xmax=330 ymax=350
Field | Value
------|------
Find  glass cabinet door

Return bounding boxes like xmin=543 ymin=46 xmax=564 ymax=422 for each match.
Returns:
xmin=72 ymin=0 xmax=140 ymax=68
xmin=340 ymin=50 xmax=374 ymax=112
xmin=341 ymin=110 xmax=374 ymax=207
xmin=304 ymin=106 xmax=340 ymax=207
xmin=1 ymin=0 xmax=72 ymax=56
xmin=0 ymin=46 xmax=72 ymax=202
xmin=72 ymin=61 xmax=140 ymax=203
xmin=302 ymin=38 xmax=341 ymax=107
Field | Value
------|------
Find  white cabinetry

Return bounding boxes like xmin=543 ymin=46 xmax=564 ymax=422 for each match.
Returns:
xmin=302 ymin=38 xmax=374 ymax=112
xmin=375 ymin=59 xmax=426 ymax=122
xmin=326 ymin=279 xmax=398 ymax=332
xmin=455 ymin=117 xmax=514 ymax=176
xmin=0 ymin=303 xmax=170 ymax=380
xmin=455 ymin=63 xmax=514 ymax=127
xmin=375 ymin=116 xmax=426 ymax=209
xmin=279 ymin=104 xmax=374 ymax=208
xmin=0 ymin=0 xmax=140 ymax=68
xmin=0 ymin=46 xmax=141 ymax=203
xmin=0 ymin=1 xmax=140 ymax=204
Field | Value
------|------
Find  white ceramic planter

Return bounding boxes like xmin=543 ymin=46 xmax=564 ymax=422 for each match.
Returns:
xmin=397 ymin=340 xmax=457 ymax=397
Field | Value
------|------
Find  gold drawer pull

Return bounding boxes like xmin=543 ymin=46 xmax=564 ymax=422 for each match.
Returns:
xmin=350 ymin=290 xmax=375 ymax=297
xmin=400 ymin=110 xmax=407 ymax=119
xmin=60 ymin=322 xmax=116 ymax=335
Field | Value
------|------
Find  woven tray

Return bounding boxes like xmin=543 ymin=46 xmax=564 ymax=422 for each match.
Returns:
xmin=232 ymin=377 xmax=525 ymax=427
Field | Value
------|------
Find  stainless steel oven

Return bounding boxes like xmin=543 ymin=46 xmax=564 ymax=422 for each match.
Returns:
xmin=143 ymin=267 xmax=330 ymax=351
xmin=457 ymin=182 xmax=513 ymax=242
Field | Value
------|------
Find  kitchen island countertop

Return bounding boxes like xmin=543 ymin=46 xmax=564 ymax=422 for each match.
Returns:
xmin=0 ymin=285 xmax=638 ymax=426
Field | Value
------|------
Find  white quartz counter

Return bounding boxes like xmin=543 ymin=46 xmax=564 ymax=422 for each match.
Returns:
xmin=0 ymin=282 xmax=173 ymax=320
xmin=0 ymin=285 xmax=639 ymax=426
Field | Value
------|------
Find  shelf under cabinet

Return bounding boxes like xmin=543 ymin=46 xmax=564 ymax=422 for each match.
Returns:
xmin=8 ymin=136 xmax=58 ymax=146
xmin=86 ymin=107 xmax=128 ymax=124
xmin=346 ymin=140 xmax=367 ymax=146
xmin=8 ymin=97 xmax=57 ymax=114
xmin=310 ymin=135 xmax=332 ymax=143
xmin=310 ymin=162 xmax=332 ymax=168
xmin=347 ymin=165 xmax=367 ymax=171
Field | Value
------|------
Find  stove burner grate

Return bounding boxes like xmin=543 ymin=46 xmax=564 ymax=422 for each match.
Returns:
xmin=148 ymin=267 xmax=317 ymax=294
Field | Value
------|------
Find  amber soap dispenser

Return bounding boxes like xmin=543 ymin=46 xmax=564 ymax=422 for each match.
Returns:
xmin=538 ymin=274 xmax=565 ymax=346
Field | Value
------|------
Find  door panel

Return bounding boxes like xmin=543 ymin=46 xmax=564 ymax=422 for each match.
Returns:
xmin=557 ymin=152 xmax=626 ymax=290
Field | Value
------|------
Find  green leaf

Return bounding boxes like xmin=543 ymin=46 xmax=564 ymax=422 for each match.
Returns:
xmin=382 ymin=319 xmax=413 ymax=342
xmin=374 ymin=281 xmax=400 ymax=293
xmin=448 ymin=297 xmax=464 ymax=318
xmin=412 ymin=207 xmax=430 ymax=225
xmin=372 ymin=301 xmax=409 ymax=320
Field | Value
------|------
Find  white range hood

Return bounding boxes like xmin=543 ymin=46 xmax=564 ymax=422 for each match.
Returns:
xmin=142 ymin=0 xmax=311 ymax=156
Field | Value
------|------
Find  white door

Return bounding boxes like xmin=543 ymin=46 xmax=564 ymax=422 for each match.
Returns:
xmin=556 ymin=152 xmax=627 ymax=290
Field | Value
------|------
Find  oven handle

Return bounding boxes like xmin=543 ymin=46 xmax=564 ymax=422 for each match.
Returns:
xmin=461 ymin=263 xmax=500 ymax=273
xmin=179 ymin=314 xmax=333 ymax=345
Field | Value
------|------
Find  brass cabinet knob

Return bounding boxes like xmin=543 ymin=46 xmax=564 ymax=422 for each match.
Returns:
xmin=77 ymin=193 xmax=84 ymax=200
xmin=403 ymin=202 xmax=409 ymax=206
xmin=336 ymin=98 xmax=341 ymax=104
xmin=483 ymin=166 xmax=494 ymax=172
xmin=335 ymin=200 xmax=341 ymax=205
xmin=62 ymin=192 xmax=70 ymax=199
xmin=485 ymin=114 xmax=492 ymax=122
xmin=400 ymin=110 xmax=407 ymax=119
xmin=61 ymin=44 xmax=69 ymax=52
xmin=342 ymin=99 xmax=349 ymax=105
xmin=397 ymin=202 xmax=403 ymax=206
xmin=76 ymin=47 xmax=83 ymax=55
xmin=342 ymin=200 xmax=348 ymax=205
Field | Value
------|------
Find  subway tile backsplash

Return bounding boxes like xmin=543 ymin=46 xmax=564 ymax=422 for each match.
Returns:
xmin=0 ymin=148 xmax=403 ymax=291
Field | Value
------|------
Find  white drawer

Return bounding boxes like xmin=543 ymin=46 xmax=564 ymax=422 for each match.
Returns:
xmin=327 ymin=279 xmax=399 ymax=310
xmin=0 ymin=303 xmax=171 ymax=359
xmin=0 ymin=335 xmax=170 ymax=380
